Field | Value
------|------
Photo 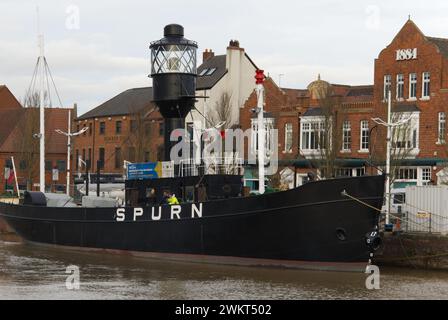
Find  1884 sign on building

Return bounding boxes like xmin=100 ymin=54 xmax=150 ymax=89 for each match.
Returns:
xmin=396 ymin=48 xmax=418 ymax=61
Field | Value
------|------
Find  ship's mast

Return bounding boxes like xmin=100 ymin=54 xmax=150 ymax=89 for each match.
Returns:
xmin=37 ymin=8 xmax=46 ymax=193
xmin=255 ymin=70 xmax=265 ymax=194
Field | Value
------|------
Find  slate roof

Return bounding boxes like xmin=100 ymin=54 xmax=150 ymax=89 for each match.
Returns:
xmin=77 ymin=87 xmax=154 ymax=120
xmin=427 ymin=37 xmax=448 ymax=59
xmin=346 ymin=85 xmax=374 ymax=97
xmin=196 ymin=55 xmax=227 ymax=90
xmin=302 ymin=107 xmax=324 ymax=117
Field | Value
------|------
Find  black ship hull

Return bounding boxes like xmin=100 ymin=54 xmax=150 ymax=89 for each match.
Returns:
xmin=0 ymin=175 xmax=384 ymax=271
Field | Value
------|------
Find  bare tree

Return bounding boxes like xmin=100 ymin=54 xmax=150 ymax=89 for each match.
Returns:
xmin=306 ymin=86 xmax=345 ymax=179
xmin=125 ymin=105 xmax=159 ymax=163
xmin=209 ymin=92 xmax=233 ymax=129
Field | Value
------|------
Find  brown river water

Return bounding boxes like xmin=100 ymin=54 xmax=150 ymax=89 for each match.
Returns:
xmin=1 ymin=240 xmax=448 ymax=300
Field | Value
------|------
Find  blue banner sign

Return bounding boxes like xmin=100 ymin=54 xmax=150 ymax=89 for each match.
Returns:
xmin=127 ymin=162 xmax=159 ymax=180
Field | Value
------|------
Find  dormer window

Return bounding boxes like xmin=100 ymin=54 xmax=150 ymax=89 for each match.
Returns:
xmin=198 ymin=68 xmax=217 ymax=77
xmin=205 ymin=68 xmax=216 ymax=76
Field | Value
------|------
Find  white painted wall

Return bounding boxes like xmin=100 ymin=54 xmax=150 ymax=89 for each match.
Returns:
xmin=188 ymin=45 xmax=257 ymax=131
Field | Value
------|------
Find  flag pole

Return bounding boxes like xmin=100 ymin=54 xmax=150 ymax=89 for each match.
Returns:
xmin=11 ymin=156 xmax=20 ymax=197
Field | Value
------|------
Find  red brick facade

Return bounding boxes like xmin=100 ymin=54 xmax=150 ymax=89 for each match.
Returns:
xmin=0 ymin=86 xmax=72 ymax=194
xmin=240 ymin=20 xmax=448 ymax=188
xmin=373 ymin=20 xmax=448 ymax=183
xmin=72 ymin=110 xmax=164 ymax=176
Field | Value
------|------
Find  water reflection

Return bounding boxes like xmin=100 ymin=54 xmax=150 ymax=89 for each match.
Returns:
xmin=0 ymin=241 xmax=448 ymax=300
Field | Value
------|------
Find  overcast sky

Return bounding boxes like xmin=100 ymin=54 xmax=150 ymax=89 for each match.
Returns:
xmin=1 ymin=0 xmax=448 ymax=115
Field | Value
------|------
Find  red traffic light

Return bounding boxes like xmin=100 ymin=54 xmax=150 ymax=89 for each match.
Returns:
xmin=255 ymin=69 xmax=265 ymax=84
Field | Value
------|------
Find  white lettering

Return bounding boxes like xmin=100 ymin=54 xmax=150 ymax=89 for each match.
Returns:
xmin=396 ymin=48 xmax=417 ymax=61
xmin=192 ymin=203 xmax=203 ymax=218
xmin=171 ymin=205 xmax=181 ymax=219
xmin=133 ymin=208 xmax=144 ymax=221
xmin=152 ymin=206 xmax=162 ymax=220
xmin=116 ymin=208 xmax=125 ymax=222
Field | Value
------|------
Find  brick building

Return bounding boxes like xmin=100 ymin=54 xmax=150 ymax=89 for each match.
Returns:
xmin=240 ymin=19 xmax=448 ymax=191
xmin=72 ymin=87 xmax=164 ymax=180
xmin=0 ymin=85 xmax=72 ymax=194
xmin=240 ymin=77 xmax=375 ymax=189
xmin=373 ymin=19 xmax=448 ymax=189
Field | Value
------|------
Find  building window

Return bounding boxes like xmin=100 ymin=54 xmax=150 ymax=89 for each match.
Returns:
xmin=130 ymin=120 xmax=137 ymax=133
xmin=57 ymin=160 xmax=66 ymax=172
xmin=284 ymin=123 xmax=293 ymax=152
xmin=356 ymin=167 xmax=366 ymax=177
xmin=251 ymin=117 xmax=275 ymax=158
xmin=409 ymin=73 xmax=417 ymax=99
xmin=75 ymin=150 xmax=79 ymax=170
xmin=396 ymin=74 xmax=404 ymax=100
xmin=19 ymin=160 xmax=27 ymax=170
xmin=422 ymin=168 xmax=431 ymax=185
xmin=99 ymin=148 xmax=105 ymax=169
xmin=422 ymin=72 xmax=430 ymax=98
xmin=145 ymin=151 xmax=150 ymax=162
xmin=395 ymin=167 xmax=417 ymax=180
xmin=342 ymin=121 xmax=351 ymax=151
xmin=360 ymin=120 xmax=369 ymax=151
xmin=384 ymin=75 xmax=391 ymax=100
xmin=159 ymin=122 xmax=164 ymax=136
xmin=45 ymin=160 xmax=52 ymax=171
xmin=89 ymin=123 xmax=92 ymax=136
xmin=300 ymin=119 xmax=327 ymax=151
xmin=115 ymin=147 xmax=122 ymax=169
xmin=82 ymin=149 xmax=86 ymax=162
xmin=392 ymin=112 xmax=419 ymax=150
xmin=335 ymin=168 xmax=353 ymax=177
xmin=439 ymin=112 xmax=446 ymax=143
xmin=99 ymin=122 xmax=106 ymax=135
xmin=116 ymin=121 xmax=122 ymax=134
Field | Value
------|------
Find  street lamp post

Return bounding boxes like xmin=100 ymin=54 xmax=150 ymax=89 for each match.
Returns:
xmin=372 ymin=89 xmax=412 ymax=228
xmin=55 ymin=110 xmax=89 ymax=195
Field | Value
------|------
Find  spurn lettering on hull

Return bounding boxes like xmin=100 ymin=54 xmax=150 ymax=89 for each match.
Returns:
xmin=115 ymin=203 xmax=203 ymax=221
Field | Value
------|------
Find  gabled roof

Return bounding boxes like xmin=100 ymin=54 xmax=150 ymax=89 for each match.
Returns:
xmin=196 ymin=55 xmax=227 ymax=90
xmin=0 ymin=85 xmax=22 ymax=109
xmin=77 ymin=87 xmax=154 ymax=120
xmin=389 ymin=19 xmax=448 ymax=59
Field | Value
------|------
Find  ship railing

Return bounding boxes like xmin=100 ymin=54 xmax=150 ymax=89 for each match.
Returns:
xmin=179 ymin=157 xmax=243 ymax=177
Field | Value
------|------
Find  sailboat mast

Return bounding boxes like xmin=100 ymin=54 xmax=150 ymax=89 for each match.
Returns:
xmin=38 ymin=33 xmax=45 ymax=192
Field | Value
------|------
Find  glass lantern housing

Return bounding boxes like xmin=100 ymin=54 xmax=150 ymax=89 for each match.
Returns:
xmin=151 ymin=41 xmax=197 ymax=75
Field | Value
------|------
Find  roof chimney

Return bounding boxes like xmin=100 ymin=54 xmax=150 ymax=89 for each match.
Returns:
xmin=228 ymin=40 xmax=240 ymax=48
xmin=203 ymin=49 xmax=215 ymax=62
